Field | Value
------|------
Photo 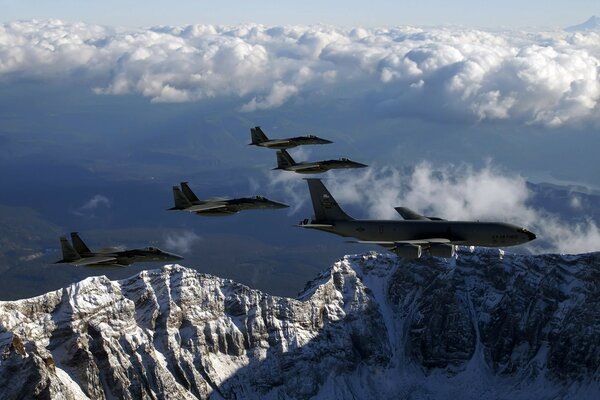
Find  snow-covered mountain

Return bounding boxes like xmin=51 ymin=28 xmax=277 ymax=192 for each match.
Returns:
xmin=1 ymin=249 xmax=599 ymax=399
xmin=565 ymin=16 xmax=600 ymax=32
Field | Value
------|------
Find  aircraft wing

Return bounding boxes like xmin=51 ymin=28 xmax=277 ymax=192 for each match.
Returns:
xmin=292 ymin=164 xmax=322 ymax=172
xmin=348 ymin=238 xmax=463 ymax=247
xmin=267 ymin=139 xmax=291 ymax=146
xmin=186 ymin=204 xmax=228 ymax=212
xmin=70 ymin=256 xmax=118 ymax=266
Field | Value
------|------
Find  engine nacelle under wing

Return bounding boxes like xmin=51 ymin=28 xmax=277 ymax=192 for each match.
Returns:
xmin=392 ymin=243 xmax=422 ymax=259
xmin=428 ymin=243 xmax=455 ymax=258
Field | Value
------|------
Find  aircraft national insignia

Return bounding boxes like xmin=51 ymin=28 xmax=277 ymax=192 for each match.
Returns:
xmin=321 ymin=194 xmax=333 ymax=208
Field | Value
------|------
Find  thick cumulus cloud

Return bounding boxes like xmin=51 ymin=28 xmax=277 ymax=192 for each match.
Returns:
xmin=1 ymin=20 xmax=599 ymax=125
xmin=267 ymin=164 xmax=600 ymax=254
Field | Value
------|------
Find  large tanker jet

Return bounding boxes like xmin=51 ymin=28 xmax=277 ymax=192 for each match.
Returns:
xmin=274 ymin=149 xmax=367 ymax=174
xmin=56 ymin=232 xmax=183 ymax=267
xmin=298 ymin=179 xmax=536 ymax=258
xmin=168 ymin=182 xmax=289 ymax=216
xmin=249 ymin=126 xmax=332 ymax=149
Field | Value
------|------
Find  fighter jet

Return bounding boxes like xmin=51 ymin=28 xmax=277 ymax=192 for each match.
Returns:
xmin=249 ymin=126 xmax=332 ymax=149
xmin=168 ymin=182 xmax=289 ymax=216
xmin=298 ymin=179 xmax=536 ymax=258
xmin=55 ymin=232 xmax=183 ymax=267
xmin=274 ymin=149 xmax=367 ymax=174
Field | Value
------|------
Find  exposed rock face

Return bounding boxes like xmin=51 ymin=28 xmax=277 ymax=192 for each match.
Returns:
xmin=1 ymin=249 xmax=599 ymax=399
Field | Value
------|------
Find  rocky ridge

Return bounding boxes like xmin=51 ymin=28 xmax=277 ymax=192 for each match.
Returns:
xmin=1 ymin=249 xmax=599 ymax=399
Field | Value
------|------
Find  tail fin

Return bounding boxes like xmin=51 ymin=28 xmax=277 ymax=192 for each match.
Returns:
xmin=170 ymin=186 xmax=193 ymax=210
xmin=58 ymin=237 xmax=81 ymax=263
xmin=276 ymin=150 xmax=296 ymax=169
xmin=306 ymin=179 xmax=353 ymax=221
xmin=70 ymin=232 xmax=91 ymax=254
xmin=250 ymin=126 xmax=269 ymax=145
xmin=180 ymin=182 xmax=200 ymax=202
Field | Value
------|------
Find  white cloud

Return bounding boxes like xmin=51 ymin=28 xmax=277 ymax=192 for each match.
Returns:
xmin=1 ymin=20 xmax=599 ymax=126
xmin=71 ymin=194 xmax=111 ymax=218
xmin=164 ymin=230 xmax=202 ymax=254
xmin=268 ymin=163 xmax=600 ymax=254
xmin=81 ymin=194 xmax=111 ymax=210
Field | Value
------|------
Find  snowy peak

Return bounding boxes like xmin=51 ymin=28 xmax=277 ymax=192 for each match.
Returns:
xmin=565 ymin=16 xmax=600 ymax=32
xmin=1 ymin=250 xmax=600 ymax=399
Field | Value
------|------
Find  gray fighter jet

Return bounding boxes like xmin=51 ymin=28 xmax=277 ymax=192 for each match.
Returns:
xmin=274 ymin=149 xmax=368 ymax=174
xmin=168 ymin=182 xmax=289 ymax=216
xmin=250 ymin=126 xmax=332 ymax=149
xmin=298 ymin=179 xmax=536 ymax=258
xmin=55 ymin=232 xmax=183 ymax=267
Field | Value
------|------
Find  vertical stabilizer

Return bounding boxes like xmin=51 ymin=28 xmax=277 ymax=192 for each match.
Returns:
xmin=251 ymin=127 xmax=269 ymax=144
xmin=70 ymin=232 xmax=92 ymax=254
xmin=276 ymin=150 xmax=296 ymax=169
xmin=171 ymin=186 xmax=193 ymax=210
xmin=306 ymin=179 xmax=353 ymax=221
xmin=180 ymin=182 xmax=200 ymax=203
xmin=59 ymin=237 xmax=81 ymax=262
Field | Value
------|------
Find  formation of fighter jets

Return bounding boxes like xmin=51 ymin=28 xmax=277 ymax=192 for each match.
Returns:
xmin=250 ymin=126 xmax=368 ymax=173
xmin=56 ymin=125 xmax=536 ymax=267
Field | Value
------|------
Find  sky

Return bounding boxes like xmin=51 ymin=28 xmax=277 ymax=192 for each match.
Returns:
xmin=1 ymin=0 xmax=600 ymax=300
xmin=0 ymin=0 xmax=598 ymax=28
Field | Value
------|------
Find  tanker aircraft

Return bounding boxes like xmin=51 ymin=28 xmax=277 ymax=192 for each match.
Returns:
xmin=298 ymin=179 xmax=536 ymax=258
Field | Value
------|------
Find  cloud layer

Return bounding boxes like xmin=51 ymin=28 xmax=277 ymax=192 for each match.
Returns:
xmin=1 ymin=20 xmax=599 ymax=126
xmin=267 ymin=164 xmax=600 ymax=254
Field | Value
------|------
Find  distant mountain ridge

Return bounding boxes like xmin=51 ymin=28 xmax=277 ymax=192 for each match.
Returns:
xmin=565 ymin=16 xmax=600 ymax=32
xmin=1 ymin=249 xmax=599 ymax=399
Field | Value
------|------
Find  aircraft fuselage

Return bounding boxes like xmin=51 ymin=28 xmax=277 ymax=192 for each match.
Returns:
xmin=302 ymin=219 xmax=535 ymax=247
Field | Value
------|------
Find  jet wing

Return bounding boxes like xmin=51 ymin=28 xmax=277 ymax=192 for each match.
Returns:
xmin=186 ymin=204 xmax=228 ymax=212
xmin=266 ymin=139 xmax=291 ymax=146
xmin=394 ymin=207 xmax=428 ymax=220
xmin=394 ymin=207 xmax=446 ymax=221
xmin=70 ymin=256 xmax=118 ymax=266
xmin=292 ymin=164 xmax=322 ymax=172
xmin=348 ymin=238 xmax=463 ymax=247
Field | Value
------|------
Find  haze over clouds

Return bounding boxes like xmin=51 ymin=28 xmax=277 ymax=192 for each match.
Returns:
xmin=1 ymin=20 xmax=599 ymax=127
xmin=268 ymin=164 xmax=600 ymax=254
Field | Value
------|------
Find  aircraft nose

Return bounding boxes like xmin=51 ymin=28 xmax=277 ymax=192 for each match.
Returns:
xmin=272 ymin=201 xmax=289 ymax=208
xmin=523 ymin=229 xmax=536 ymax=241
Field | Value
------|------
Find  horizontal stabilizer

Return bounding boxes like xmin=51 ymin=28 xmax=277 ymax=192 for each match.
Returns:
xmin=394 ymin=207 xmax=429 ymax=220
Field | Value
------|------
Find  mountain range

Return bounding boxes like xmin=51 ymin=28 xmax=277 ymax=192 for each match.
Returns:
xmin=1 ymin=249 xmax=599 ymax=399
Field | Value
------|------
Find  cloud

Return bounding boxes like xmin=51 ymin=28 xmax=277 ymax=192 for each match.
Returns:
xmin=81 ymin=194 xmax=111 ymax=210
xmin=1 ymin=20 xmax=599 ymax=126
xmin=163 ymin=230 xmax=202 ymax=254
xmin=72 ymin=194 xmax=111 ymax=217
xmin=268 ymin=163 xmax=600 ymax=254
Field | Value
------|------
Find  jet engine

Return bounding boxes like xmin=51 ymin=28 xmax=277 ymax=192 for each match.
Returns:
xmin=392 ymin=243 xmax=422 ymax=259
xmin=428 ymin=243 xmax=455 ymax=258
